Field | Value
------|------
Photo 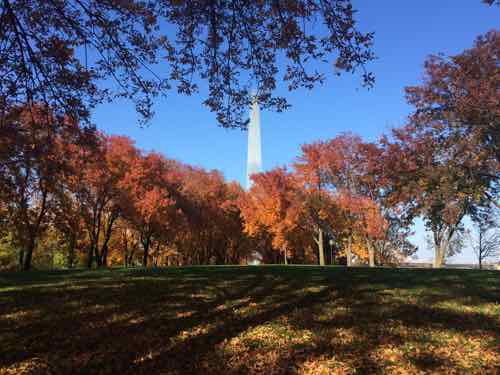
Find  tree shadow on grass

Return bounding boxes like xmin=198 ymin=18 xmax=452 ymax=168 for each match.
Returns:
xmin=0 ymin=267 xmax=498 ymax=374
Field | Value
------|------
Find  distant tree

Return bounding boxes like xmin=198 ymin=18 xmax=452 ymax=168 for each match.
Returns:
xmin=0 ymin=232 xmax=18 ymax=270
xmin=323 ymin=134 xmax=387 ymax=266
xmin=375 ymin=211 xmax=417 ymax=265
xmin=0 ymin=0 xmax=374 ymax=128
xmin=468 ymin=218 xmax=500 ymax=269
xmin=425 ymin=230 xmax=465 ymax=266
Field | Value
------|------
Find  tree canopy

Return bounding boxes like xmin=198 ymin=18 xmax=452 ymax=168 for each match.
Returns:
xmin=0 ymin=0 xmax=374 ymax=128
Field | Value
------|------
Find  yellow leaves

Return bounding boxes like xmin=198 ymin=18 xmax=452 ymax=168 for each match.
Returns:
xmin=175 ymin=310 xmax=194 ymax=318
xmin=0 ymin=357 xmax=52 ymax=375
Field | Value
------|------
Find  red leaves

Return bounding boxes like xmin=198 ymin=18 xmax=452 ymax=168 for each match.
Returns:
xmin=405 ymin=30 xmax=500 ymax=163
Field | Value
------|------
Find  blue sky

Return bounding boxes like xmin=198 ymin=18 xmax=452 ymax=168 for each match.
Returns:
xmin=92 ymin=1 xmax=499 ymax=263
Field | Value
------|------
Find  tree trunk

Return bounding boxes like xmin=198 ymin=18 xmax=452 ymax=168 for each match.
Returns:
xmin=94 ymin=244 xmax=102 ymax=268
xmin=101 ymin=244 xmax=109 ymax=267
xmin=67 ymin=235 xmax=76 ymax=268
xmin=367 ymin=240 xmax=375 ymax=267
xmin=86 ymin=245 xmax=93 ymax=268
xmin=143 ymin=247 xmax=149 ymax=267
xmin=19 ymin=248 xmax=25 ymax=269
xmin=22 ymin=190 xmax=47 ymax=271
xmin=433 ymin=240 xmax=447 ymax=268
xmin=346 ymin=236 xmax=353 ymax=267
xmin=284 ymin=250 xmax=288 ymax=265
xmin=22 ymin=237 xmax=36 ymax=271
xmin=318 ymin=228 xmax=325 ymax=266
xmin=478 ymin=230 xmax=483 ymax=269
xmin=154 ymin=242 xmax=161 ymax=267
xmin=142 ymin=236 xmax=151 ymax=267
xmin=128 ymin=248 xmax=136 ymax=267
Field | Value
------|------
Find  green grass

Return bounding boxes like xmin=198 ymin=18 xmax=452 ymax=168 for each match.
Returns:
xmin=1 ymin=266 xmax=499 ymax=374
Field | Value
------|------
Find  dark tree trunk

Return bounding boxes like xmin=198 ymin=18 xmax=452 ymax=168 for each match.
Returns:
xmin=142 ymin=237 xmax=151 ymax=267
xmin=19 ymin=248 xmax=25 ymax=269
xmin=86 ymin=245 xmax=93 ymax=268
xmin=22 ymin=237 xmax=36 ymax=271
xmin=67 ymin=235 xmax=76 ymax=268
xmin=22 ymin=190 xmax=47 ymax=271
xmin=100 ymin=213 xmax=117 ymax=267
xmin=128 ymin=248 xmax=136 ymax=267
xmin=94 ymin=245 xmax=102 ymax=267
xmin=101 ymin=244 xmax=109 ymax=267
xmin=478 ymin=230 xmax=483 ymax=270
xmin=143 ymin=246 xmax=149 ymax=267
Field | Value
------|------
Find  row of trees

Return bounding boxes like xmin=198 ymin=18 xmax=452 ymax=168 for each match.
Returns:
xmin=241 ymin=30 xmax=499 ymax=268
xmin=1 ymin=30 xmax=499 ymax=270
xmin=0 ymin=105 xmax=251 ymax=270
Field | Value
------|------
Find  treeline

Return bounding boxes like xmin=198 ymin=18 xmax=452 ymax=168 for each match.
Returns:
xmin=0 ymin=31 xmax=498 ymax=270
xmin=0 ymin=106 xmax=251 ymax=270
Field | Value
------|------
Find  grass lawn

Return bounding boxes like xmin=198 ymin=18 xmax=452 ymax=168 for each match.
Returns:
xmin=0 ymin=266 xmax=499 ymax=374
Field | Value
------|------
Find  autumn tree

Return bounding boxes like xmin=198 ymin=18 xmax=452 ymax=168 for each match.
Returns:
xmin=114 ymin=220 xmax=141 ymax=267
xmin=240 ymin=168 xmax=312 ymax=264
xmin=335 ymin=191 xmax=386 ymax=266
xmin=295 ymin=134 xmax=389 ymax=266
xmin=0 ymin=0 xmax=374 ymax=128
xmin=70 ymin=134 xmax=138 ymax=268
xmin=121 ymin=152 xmax=181 ymax=267
xmin=324 ymin=134 xmax=385 ymax=266
xmin=0 ymin=104 xmax=88 ymax=270
xmin=383 ymin=122 xmax=498 ymax=268
xmin=178 ymin=167 xmax=249 ymax=265
xmin=294 ymin=142 xmax=330 ymax=265
xmin=405 ymin=30 xmax=499 ymax=164
xmin=52 ymin=185 xmax=86 ymax=268
xmin=384 ymin=32 xmax=499 ymax=268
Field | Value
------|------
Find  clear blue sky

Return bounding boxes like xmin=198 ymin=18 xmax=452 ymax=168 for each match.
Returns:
xmin=92 ymin=1 xmax=499 ymax=264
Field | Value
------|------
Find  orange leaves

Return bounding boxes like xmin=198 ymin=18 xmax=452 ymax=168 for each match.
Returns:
xmin=242 ymin=133 xmax=392 ymax=264
xmin=336 ymin=190 xmax=386 ymax=240
xmin=240 ymin=168 xmax=309 ymax=259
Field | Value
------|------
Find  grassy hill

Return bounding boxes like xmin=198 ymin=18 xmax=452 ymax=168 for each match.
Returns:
xmin=1 ymin=266 xmax=499 ymax=374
